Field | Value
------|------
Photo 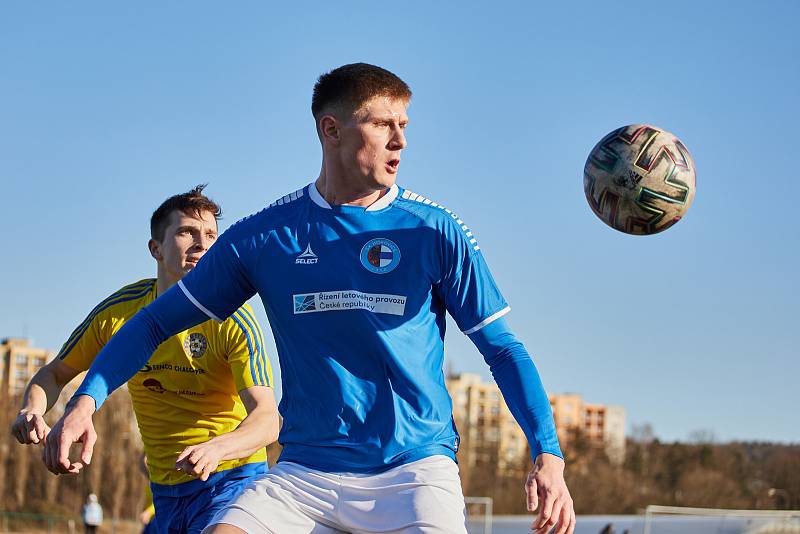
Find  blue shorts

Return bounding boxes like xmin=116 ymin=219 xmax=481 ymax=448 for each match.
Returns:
xmin=151 ymin=463 xmax=267 ymax=534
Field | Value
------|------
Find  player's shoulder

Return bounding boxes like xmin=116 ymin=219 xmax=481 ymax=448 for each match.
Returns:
xmin=219 ymin=303 xmax=262 ymax=335
xmin=114 ymin=278 xmax=157 ymax=293
xmin=394 ymin=186 xmax=461 ymax=224
xmin=212 ymin=303 xmax=265 ymax=357
xmin=227 ymin=302 xmax=259 ymax=324
xmin=55 ymin=278 xmax=156 ymax=360
xmin=266 ymin=185 xmax=309 ymax=212
xmin=91 ymin=278 xmax=156 ymax=319
xmin=224 ymin=185 xmax=309 ymax=237
xmin=394 ymin=186 xmax=481 ymax=250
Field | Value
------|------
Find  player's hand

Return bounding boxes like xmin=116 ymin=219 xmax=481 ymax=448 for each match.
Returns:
xmin=175 ymin=440 xmax=225 ymax=481
xmin=526 ymin=453 xmax=575 ymax=534
xmin=11 ymin=411 xmax=51 ymax=444
xmin=43 ymin=395 xmax=97 ymax=475
xmin=139 ymin=509 xmax=154 ymax=525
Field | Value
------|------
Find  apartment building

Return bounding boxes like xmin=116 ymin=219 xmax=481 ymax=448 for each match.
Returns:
xmin=448 ymin=373 xmax=626 ymax=469
xmin=550 ymin=392 xmax=626 ymax=463
xmin=0 ymin=337 xmax=53 ymax=396
xmin=447 ymin=373 xmax=529 ymax=474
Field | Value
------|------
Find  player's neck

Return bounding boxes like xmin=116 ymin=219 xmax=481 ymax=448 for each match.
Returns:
xmin=155 ymin=270 xmax=179 ymax=297
xmin=315 ymin=172 xmax=387 ymax=208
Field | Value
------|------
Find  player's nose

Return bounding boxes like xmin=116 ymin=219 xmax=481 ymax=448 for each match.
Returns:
xmin=389 ymin=125 xmax=407 ymax=150
xmin=196 ymin=234 xmax=213 ymax=251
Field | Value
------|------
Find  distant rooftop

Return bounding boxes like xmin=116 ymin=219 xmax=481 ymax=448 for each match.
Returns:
xmin=1 ymin=337 xmax=32 ymax=347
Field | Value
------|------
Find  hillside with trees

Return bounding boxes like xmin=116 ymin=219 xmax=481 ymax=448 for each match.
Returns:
xmin=1 ymin=392 xmax=797 ymax=519
xmin=461 ymin=426 xmax=799 ymax=514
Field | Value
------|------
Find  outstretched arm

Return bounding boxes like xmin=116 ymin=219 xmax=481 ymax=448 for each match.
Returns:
xmin=43 ymin=285 xmax=208 ymax=475
xmin=468 ymin=317 xmax=575 ymax=534
xmin=11 ymin=359 xmax=80 ymax=444
xmin=75 ymin=286 xmax=208 ymax=407
xmin=175 ymin=385 xmax=280 ymax=481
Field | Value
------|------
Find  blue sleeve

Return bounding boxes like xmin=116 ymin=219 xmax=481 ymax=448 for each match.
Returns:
xmin=468 ymin=316 xmax=563 ymax=460
xmin=435 ymin=216 xmax=509 ymax=333
xmin=178 ymin=227 xmax=257 ymax=321
xmin=74 ymin=284 xmax=208 ymax=408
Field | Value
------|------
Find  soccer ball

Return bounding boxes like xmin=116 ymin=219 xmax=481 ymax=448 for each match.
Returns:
xmin=583 ymin=124 xmax=696 ymax=235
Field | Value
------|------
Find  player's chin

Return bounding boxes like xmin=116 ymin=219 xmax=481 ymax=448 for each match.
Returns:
xmin=373 ymin=172 xmax=397 ymax=189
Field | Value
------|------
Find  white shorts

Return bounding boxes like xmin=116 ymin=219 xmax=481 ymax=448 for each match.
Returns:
xmin=204 ymin=455 xmax=468 ymax=534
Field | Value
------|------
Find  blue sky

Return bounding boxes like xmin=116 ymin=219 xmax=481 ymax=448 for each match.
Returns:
xmin=1 ymin=1 xmax=797 ymax=443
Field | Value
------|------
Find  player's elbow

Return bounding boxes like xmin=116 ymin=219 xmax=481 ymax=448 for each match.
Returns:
xmin=31 ymin=362 xmax=68 ymax=391
xmin=241 ymin=406 xmax=281 ymax=450
xmin=264 ymin=411 xmax=281 ymax=445
xmin=483 ymin=340 xmax=528 ymax=369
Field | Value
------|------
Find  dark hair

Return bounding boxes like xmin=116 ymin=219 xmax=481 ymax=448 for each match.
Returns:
xmin=150 ymin=184 xmax=221 ymax=241
xmin=311 ymin=63 xmax=412 ymax=120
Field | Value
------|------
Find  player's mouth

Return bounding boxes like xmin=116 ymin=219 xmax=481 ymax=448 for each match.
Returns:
xmin=386 ymin=159 xmax=400 ymax=173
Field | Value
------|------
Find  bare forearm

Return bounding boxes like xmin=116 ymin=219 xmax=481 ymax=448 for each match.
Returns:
xmin=208 ymin=410 xmax=279 ymax=461
xmin=20 ymin=368 xmax=69 ymax=415
xmin=175 ymin=386 xmax=279 ymax=480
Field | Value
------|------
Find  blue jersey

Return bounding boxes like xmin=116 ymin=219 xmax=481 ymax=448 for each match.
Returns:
xmin=178 ymin=183 xmax=510 ymax=472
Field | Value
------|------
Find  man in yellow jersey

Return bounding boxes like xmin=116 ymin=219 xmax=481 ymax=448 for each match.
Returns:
xmin=10 ymin=185 xmax=280 ymax=534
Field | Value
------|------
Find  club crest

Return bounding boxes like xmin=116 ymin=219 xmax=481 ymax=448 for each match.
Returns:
xmin=184 ymin=332 xmax=208 ymax=358
xmin=360 ymin=238 xmax=401 ymax=274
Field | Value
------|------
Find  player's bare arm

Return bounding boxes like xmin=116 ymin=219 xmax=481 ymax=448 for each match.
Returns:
xmin=43 ymin=394 xmax=97 ymax=475
xmin=527 ymin=453 xmax=575 ymax=534
xmin=175 ymin=385 xmax=279 ymax=481
xmin=11 ymin=359 xmax=80 ymax=444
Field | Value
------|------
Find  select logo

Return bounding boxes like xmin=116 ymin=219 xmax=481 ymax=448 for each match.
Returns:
xmin=295 ymin=244 xmax=318 ymax=265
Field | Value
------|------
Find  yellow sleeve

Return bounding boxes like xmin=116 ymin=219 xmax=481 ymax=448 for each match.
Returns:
xmin=226 ymin=305 xmax=273 ymax=391
xmin=56 ymin=306 xmax=112 ymax=372
xmin=55 ymin=280 xmax=153 ymax=371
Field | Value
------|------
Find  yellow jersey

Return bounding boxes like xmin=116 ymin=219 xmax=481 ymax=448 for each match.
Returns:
xmin=57 ymin=278 xmax=272 ymax=485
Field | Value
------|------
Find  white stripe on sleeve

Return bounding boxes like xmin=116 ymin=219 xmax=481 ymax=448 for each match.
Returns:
xmin=178 ymin=280 xmax=223 ymax=322
xmin=462 ymin=306 xmax=511 ymax=335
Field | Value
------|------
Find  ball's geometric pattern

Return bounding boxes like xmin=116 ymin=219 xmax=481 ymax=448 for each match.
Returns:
xmin=584 ymin=124 xmax=696 ymax=235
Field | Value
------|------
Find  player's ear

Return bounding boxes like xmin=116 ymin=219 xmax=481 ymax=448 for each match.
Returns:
xmin=148 ymin=239 xmax=162 ymax=261
xmin=320 ymin=115 xmax=340 ymax=144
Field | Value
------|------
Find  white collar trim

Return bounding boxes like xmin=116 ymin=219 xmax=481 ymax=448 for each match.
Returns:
xmin=308 ymin=183 xmax=399 ymax=212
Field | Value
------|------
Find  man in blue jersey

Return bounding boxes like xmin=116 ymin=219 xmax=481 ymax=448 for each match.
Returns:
xmin=46 ymin=63 xmax=575 ymax=534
